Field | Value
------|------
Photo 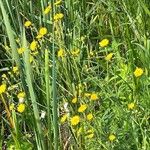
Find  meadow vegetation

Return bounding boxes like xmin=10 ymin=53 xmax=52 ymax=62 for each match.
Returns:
xmin=0 ymin=0 xmax=150 ymax=149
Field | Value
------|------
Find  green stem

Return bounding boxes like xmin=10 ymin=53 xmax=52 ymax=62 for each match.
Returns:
xmin=51 ymin=0 xmax=59 ymax=149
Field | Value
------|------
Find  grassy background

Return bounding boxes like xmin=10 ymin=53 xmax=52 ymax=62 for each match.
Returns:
xmin=0 ymin=0 xmax=150 ymax=149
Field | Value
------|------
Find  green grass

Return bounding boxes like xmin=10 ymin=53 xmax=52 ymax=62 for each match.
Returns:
xmin=0 ymin=0 xmax=150 ymax=149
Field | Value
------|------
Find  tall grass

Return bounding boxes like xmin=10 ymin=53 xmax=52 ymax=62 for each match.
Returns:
xmin=0 ymin=0 xmax=150 ymax=149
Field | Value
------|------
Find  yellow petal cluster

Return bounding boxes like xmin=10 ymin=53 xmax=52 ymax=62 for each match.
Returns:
xmin=43 ymin=5 xmax=51 ymax=14
xmin=134 ymin=67 xmax=143 ymax=77
xmin=17 ymin=92 xmax=26 ymax=99
xmin=54 ymin=13 xmax=64 ymax=21
xmin=13 ymin=66 xmax=18 ymax=74
xmin=90 ymin=93 xmax=98 ymax=101
xmin=39 ymin=27 xmax=47 ymax=36
xmin=60 ymin=114 xmax=68 ymax=123
xmin=24 ymin=21 xmax=32 ymax=27
xmin=108 ymin=134 xmax=116 ymax=141
xmin=0 ymin=84 xmax=6 ymax=94
xmin=78 ymin=104 xmax=87 ymax=113
xmin=86 ymin=113 xmax=93 ymax=121
xmin=57 ymin=49 xmax=65 ymax=57
xmin=105 ymin=53 xmax=113 ymax=61
xmin=17 ymin=103 xmax=25 ymax=113
xmin=128 ymin=102 xmax=135 ymax=110
xmin=18 ymin=47 xmax=25 ymax=54
xmin=30 ymin=40 xmax=37 ymax=51
xmin=72 ymin=97 xmax=77 ymax=103
xmin=99 ymin=39 xmax=109 ymax=47
xmin=54 ymin=0 xmax=62 ymax=5
xmin=71 ymin=115 xmax=80 ymax=126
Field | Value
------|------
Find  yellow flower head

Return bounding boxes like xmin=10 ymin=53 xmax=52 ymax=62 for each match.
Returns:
xmin=30 ymin=40 xmax=37 ymax=51
xmin=134 ymin=67 xmax=143 ymax=77
xmin=43 ymin=5 xmax=51 ymax=14
xmin=13 ymin=66 xmax=18 ymax=73
xmin=99 ymin=39 xmax=109 ymax=47
xmin=60 ymin=114 xmax=68 ymax=123
xmin=72 ymin=97 xmax=77 ymax=103
xmin=78 ymin=104 xmax=87 ymax=113
xmin=24 ymin=20 xmax=32 ymax=27
xmin=128 ymin=102 xmax=135 ymax=110
xmin=90 ymin=93 xmax=98 ymax=101
xmin=54 ymin=13 xmax=64 ymax=21
xmin=39 ymin=27 xmax=48 ymax=36
xmin=18 ymin=47 xmax=25 ymax=54
xmin=57 ymin=49 xmax=65 ymax=57
xmin=17 ymin=103 xmax=25 ymax=113
xmin=54 ymin=0 xmax=62 ymax=5
xmin=17 ymin=92 xmax=26 ymax=99
xmin=71 ymin=115 xmax=80 ymax=126
xmin=86 ymin=113 xmax=93 ymax=121
xmin=105 ymin=53 xmax=113 ymax=61
xmin=9 ymin=103 xmax=15 ymax=111
xmin=0 ymin=84 xmax=6 ymax=94
xmin=108 ymin=134 xmax=116 ymax=141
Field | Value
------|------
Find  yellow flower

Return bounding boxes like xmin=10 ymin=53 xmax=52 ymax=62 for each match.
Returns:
xmin=128 ymin=102 xmax=135 ymax=110
xmin=13 ymin=66 xmax=18 ymax=73
xmin=71 ymin=49 xmax=80 ymax=56
xmin=39 ymin=27 xmax=48 ymax=36
xmin=134 ymin=67 xmax=144 ymax=77
xmin=99 ymin=39 xmax=109 ymax=47
xmin=17 ymin=103 xmax=25 ymax=113
xmin=86 ymin=113 xmax=93 ymax=121
xmin=54 ymin=13 xmax=64 ymax=21
xmin=18 ymin=47 xmax=25 ymax=54
xmin=17 ymin=92 xmax=25 ymax=99
xmin=105 ymin=53 xmax=113 ymax=61
xmin=30 ymin=40 xmax=37 ymax=51
xmin=9 ymin=103 xmax=15 ymax=111
xmin=60 ymin=114 xmax=68 ymax=123
xmin=43 ymin=5 xmax=51 ymax=14
xmin=0 ymin=84 xmax=6 ymax=94
xmin=90 ymin=93 xmax=98 ymax=101
xmin=87 ymin=133 xmax=94 ymax=139
xmin=108 ymin=134 xmax=116 ymax=141
xmin=54 ymin=0 xmax=62 ymax=5
xmin=57 ymin=49 xmax=65 ymax=57
xmin=78 ymin=104 xmax=87 ymax=113
xmin=24 ymin=21 xmax=32 ymax=27
xmin=72 ymin=97 xmax=77 ymax=103
xmin=71 ymin=115 xmax=80 ymax=126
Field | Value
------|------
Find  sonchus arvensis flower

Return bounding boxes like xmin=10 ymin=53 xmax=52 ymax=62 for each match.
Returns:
xmin=0 ymin=84 xmax=6 ymax=94
xmin=105 ymin=53 xmax=113 ymax=61
xmin=99 ymin=39 xmax=109 ymax=47
xmin=134 ymin=67 xmax=143 ymax=77
xmin=71 ymin=115 xmax=80 ymax=126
